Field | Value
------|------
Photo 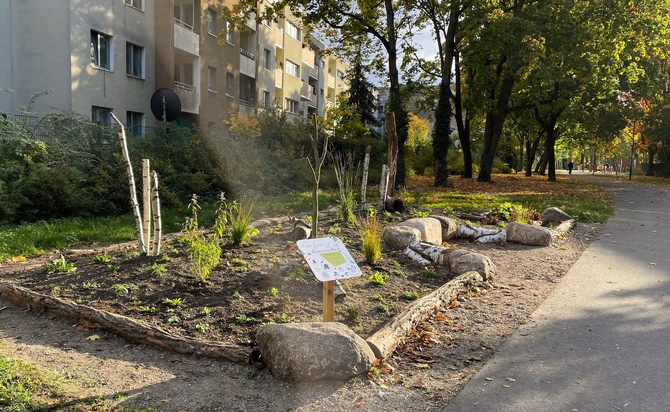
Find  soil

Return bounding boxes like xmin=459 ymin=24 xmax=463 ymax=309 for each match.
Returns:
xmin=0 ymin=187 xmax=603 ymax=411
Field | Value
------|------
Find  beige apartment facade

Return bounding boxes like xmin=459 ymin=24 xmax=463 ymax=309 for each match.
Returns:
xmin=0 ymin=0 xmax=348 ymax=135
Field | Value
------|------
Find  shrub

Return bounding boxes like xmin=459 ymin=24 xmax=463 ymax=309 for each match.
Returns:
xmin=359 ymin=213 xmax=382 ymax=265
xmin=227 ymin=198 xmax=259 ymax=246
xmin=332 ymin=152 xmax=358 ymax=226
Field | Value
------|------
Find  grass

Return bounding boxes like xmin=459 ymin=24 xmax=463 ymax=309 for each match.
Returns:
xmin=0 ymin=175 xmax=621 ymax=262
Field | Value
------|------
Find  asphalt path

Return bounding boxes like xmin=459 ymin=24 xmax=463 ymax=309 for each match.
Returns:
xmin=445 ymin=173 xmax=670 ymax=412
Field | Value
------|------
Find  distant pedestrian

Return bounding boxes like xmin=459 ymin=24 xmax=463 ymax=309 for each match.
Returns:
xmin=568 ymin=161 xmax=574 ymax=174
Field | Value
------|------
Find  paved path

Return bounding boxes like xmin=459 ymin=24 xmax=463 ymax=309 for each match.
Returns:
xmin=446 ymin=175 xmax=670 ymax=411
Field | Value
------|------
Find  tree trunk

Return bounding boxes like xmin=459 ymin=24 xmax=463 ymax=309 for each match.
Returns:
xmin=546 ymin=127 xmax=557 ymax=181
xmin=646 ymin=145 xmax=656 ymax=176
xmin=454 ymin=52 xmax=473 ymax=179
xmin=525 ymin=135 xmax=541 ymax=177
xmin=433 ymin=82 xmax=451 ymax=186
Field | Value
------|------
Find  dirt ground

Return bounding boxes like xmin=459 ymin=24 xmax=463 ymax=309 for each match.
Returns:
xmin=0 ymin=205 xmax=601 ymax=411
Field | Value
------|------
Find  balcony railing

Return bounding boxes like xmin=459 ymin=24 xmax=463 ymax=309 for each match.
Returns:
xmin=307 ymin=65 xmax=319 ymax=80
xmin=174 ymin=81 xmax=199 ymax=114
xmin=275 ymin=69 xmax=283 ymax=88
xmin=275 ymin=29 xmax=284 ymax=49
xmin=174 ymin=19 xmax=199 ymax=55
xmin=240 ymin=49 xmax=256 ymax=78
xmin=301 ymin=47 xmax=315 ymax=67
xmin=327 ymin=73 xmax=336 ymax=89
xmin=300 ymin=82 xmax=316 ymax=102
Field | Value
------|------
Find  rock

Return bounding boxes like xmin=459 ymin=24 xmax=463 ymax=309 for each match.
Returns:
xmin=398 ymin=218 xmax=443 ymax=245
xmin=506 ymin=222 xmax=551 ymax=246
xmin=541 ymin=207 xmax=573 ymax=227
xmin=250 ymin=219 xmax=273 ymax=229
xmin=287 ymin=225 xmax=311 ymax=241
xmin=429 ymin=215 xmax=459 ymax=241
xmin=384 ymin=197 xmax=406 ymax=213
xmin=448 ymin=250 xmax=496 ymax=281
xmin=383 ymin=225 xmax=422 ymax=250
xmin=256 ymin=322 xmax=375 ymax=381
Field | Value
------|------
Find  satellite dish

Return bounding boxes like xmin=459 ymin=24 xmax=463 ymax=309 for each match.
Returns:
xmin=150 ymin=88 xmax=181 ymax=123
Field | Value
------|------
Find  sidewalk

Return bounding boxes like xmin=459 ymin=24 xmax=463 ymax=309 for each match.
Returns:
xmin=445 ymin=176 xmax=670 ymax=411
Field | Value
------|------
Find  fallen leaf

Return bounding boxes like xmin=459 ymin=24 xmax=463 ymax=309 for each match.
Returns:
xmin=503 ymin=384 xmax=510 ymax=388
xmin=86 ymin=334 xmax=100 ymax=341
xmin=414 ymin=363 xmax=430 ymax=369
xmin=485 ymin=377 xmax=494 ymax=381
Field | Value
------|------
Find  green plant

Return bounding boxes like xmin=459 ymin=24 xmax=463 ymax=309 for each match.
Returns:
xmin=45 ymin=254 xmax=76 ymax=274
xmin=400 ymin=291 xmax=421 ymax=301
xmin=277 ymin=313 xmax=294 ymax=323
xmin=422 ymin=267 xmax=437 ymax=278
xmin=232 ymin=258 xmax=248 ymax=267
xmin=373 ymin=294 xmax=384 ymax=301
xmin=212 ymin=192 xmax=229 ymax=238
xmin=149 ymin=262 xmax=167 ymax=275
xmin=82 ymin=281 xmax=99 ymax=290
xmin=0 ymin=354 xmax=63 ymax=411
xmin=368 ymin=271 xmax=386 ymax=286
xmin=167 ymin=315 xmax=180 ymax=324
xmin=163 ymin=297 xmax=183 ymax=307
xmin=347 ymin=306 xmax=360 ymax=321
xmin=227 ymin=198 xmax=259 ymax=246
xmin=235 ymin=314 xmax=257 ymax=324
xmin=288 ymin=265 xmax=306 ymax=281
xmin=332 ymin=152 xmax=358 ymax=226
xmin=92 ymin=252 xmax=111 ymax=264
xmin=138 ymin=305 xmax=157 ymax=314
xmin=266 ymin=287 xmax=279 ymax=297
xmin=111 ymin=283 xmax=137 ymax=295
xmin=201 ymin=306 xmax=212 ymax=316
xmin=360 ymin=215 xmax=382 ymax=264
xmin=195 ymin=323 xmax=210 ymax=334
xmin=188 ymin=234 xmax=222 ymax=282
xmin=375 ymin=303 xmax=390 ymax=314
xmin=232 ymin=290 xmax=242 ymax=299
xmin=106 ymin=263 xmax=121 ymax=273
xmin=392 ymin=269 xmax=404 ymax=277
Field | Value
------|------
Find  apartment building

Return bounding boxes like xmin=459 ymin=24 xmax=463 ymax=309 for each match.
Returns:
xmin=0 ymin=0 xmax=348 ymax=134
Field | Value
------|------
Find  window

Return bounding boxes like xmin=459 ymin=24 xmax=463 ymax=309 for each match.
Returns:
xmin=125 ymin=0 xmax=143 ymax=10
xmin=90 ymin=30 xmax=112 ymax=70
xmin=262 ymin=91 xmax=271 ymax=108
xmin=225 ymin=20 xmax=233 ymax=43
xmin=207 ymin=66 xmax=217 ymax=91
xmin=285 ymin=60 xmax=299 ymax=77
xmin=285 ymin=98 xmax=299 ymax=114
xmin=207 ymin=9 xmax=217 ymax=35
xmin=320 ymin=88 xmax=324 ymax=97
xmin=126 ymin=43 xmax=144 ymax=78
xmin=337 ymin=70 xmax=345 ymax=81
xmin=286 ymin=21 xmax=300 ymax=40
xmin=226 ymin=72 xmax=234 ymax=96
xmin=92 ymin=106 xmax=112 ymax=126
xmin=264 ymin=49 xmax=272 ymax=70
xmin=264 ymin=18 xmax=271 ymax=28
xmin=126 ymin=111 xmax=144 ymax=135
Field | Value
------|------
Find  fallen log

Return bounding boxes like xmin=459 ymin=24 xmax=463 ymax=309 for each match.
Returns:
xmin=458 ymin=224 xmax=501 ymax=239
xmin=403 ymin=241 xmax=453 ymax=265
xmin=366 ymin=271 xmax=484 ymax=359
xmin=0 ymin=282 xmax=251 ymax=364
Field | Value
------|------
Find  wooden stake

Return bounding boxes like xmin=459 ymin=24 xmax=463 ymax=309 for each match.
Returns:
xmin=142 ymin=159 xmax=152 ymax=255
xmin=378 ymin=164 xmax=389 ymax=213
xmin=322 ymin=280 xmax=335 ymax=322
xmin=360 ymin=145 xmax=371 ymax=208
xmin=151 ymin=170 xmax=162 ymax=256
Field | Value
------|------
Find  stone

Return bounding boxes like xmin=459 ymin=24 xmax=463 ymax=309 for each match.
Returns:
xmin=256 ymin=322 xmax=376 ymax=382
xmin=287 ymin=225 xmax=311 ymax=241
xmin=383 ymin=225 xmax=422 ymax=250
xmin=448 ymin=250 xmax=496 ymax=281
xmin=397 ymin=218 xmax=443 ymax=245
xmin=429 ymin=215 xmax=459 ymax=241
xmin=506 ymin=222 xmax=551 ymax=246
xmin=250 ymin=219 xmax=273 ymax=229
xmin=541 ymin=207 xmax=573 ymax=227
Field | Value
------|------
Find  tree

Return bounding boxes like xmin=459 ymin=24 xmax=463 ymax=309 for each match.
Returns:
xmin=347 ymin=47 xmax=380 ymax=129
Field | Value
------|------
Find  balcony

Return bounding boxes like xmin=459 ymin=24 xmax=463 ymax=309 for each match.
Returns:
xmin=275 ymin=29 xmax=284 ymax=49
xmin=307 ymin=65 xmax=319 ymax=80
xmin=240 ymin=49 xmax=256 ymax=78
xmin=301 ymin=47 xmax=315 ymax=68
xmin=300 ymin=82 xmax=316 ymax=103
xmin=174 ymin=81 xmax=199 ymax=114
xmin=327 ymin=73 xmax=336 ymax=89
xmin=174 ymin=19 xmax=199 ymax=56
xmin=275 ymin=69 xmax=283 ymax=88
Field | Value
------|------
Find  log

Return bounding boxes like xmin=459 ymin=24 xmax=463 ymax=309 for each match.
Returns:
xmin=403 ymin=241 xmax=453 ymax=265
xmin=0 ymin=282 xmax=251 ymax=364
xmin=458 ymin=224 xmax=501 ymax=239
xmin=474 ymin=230 xmax=507 ymax=244
xmin=142 ymin=159 xmax=152 ymax=255
xmin=366 ymin=271 xmax=483 ymax=359
xmin=377 ymin=164 xmax=389 ymax=213
xmin=110 ymin=112 xmax=146 ymax=255
xmin=151 ymin=170 xmax=162 ymax=256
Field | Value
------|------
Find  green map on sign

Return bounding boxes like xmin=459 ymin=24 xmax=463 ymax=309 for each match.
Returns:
xmin=320 ymin=251 xmax=347 ymax=267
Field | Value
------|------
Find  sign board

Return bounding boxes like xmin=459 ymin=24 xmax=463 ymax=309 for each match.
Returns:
xmin=296 ymin=237 xmax=361 ymax=282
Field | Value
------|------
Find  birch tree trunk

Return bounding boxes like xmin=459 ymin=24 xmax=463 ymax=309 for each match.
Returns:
xmin=151 ymin=170 xmax=162 ymax=256
xmin=360 ymin=145 xmax=371 ymax=208
xmin=142 ymin=159 xmax=152 ymax=255
xmin=110 ymin=112 xmax=146 ymax=254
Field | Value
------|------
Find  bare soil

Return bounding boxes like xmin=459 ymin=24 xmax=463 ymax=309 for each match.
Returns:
xmin=0 ymin=205 xmax=601 ymax=411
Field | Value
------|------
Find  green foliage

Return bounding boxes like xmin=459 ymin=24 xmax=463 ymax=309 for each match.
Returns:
xmin=400 ymin=291 xmax=421 ymax=301
xmin=375 ymin=303 xmax=390 ymax=314
xmin=493 ymin=202 xmax=533 ymax=223
xmin=149 ymin=262 xmax=167 ymax=275
xmin=332 ymin=152 xmax=358 ymax=226
xmin=92 ymin=252 xmax=111 ymax=264
xmin=163 ymin=297 xmax=184 ymax=307
xmin=360 ymin=214 xmax=382 ymax=265
xmin=422 ymin=267 xmax=437 ymax=278
xmin=368 ymin=271 xmax=386 ymax=286
xmin=277 ymin=313 xmax=294 ymax=323
xmin=235 ymin=314 xmax=257 ymax=324
xmin=111 ymin=283 xmax=138 ymax=295
xmin=226 ymin=198 xmax=259 ymax=246
xmin=266 ymin=287 xmax=279 ymax=297
xmin=201 ymin=306 xmax=212 ymax=316
xmin=45 ymin=254 xmax=76 ymax=274
xmin=0 ymin=354 xmax=62 ymax=412
xmin=195 ymin=323 xmax=210 ymax=334
xmin=105 ymin=263 xmax=121 ymax=273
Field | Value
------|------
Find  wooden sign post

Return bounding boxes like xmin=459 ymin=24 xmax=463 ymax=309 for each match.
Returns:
xmin=297 ymin=237 xmax=361 ymax=322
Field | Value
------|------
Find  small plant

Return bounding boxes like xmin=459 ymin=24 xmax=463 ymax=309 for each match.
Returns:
xmin=332 ymin=152 xmax=358 ymax=226
xmin=235 ymin=314 xmax=257 ymax=324
xmin=392 ymin=269 xmax=404 ymax=277
xmin=347 ymin=306 xmax=360 ymax=321
xmin=212 ymin=192 xmax=229 ymax=238
xmin=288 ymin=265 xmax=306 ymax=282
xmin=51 ymin=285 xmax=62 ymax=294
xmin=266 ymin=287 xmax=279 ymax=297
xmin=82 ymin=281 xmax=99 ymax=290
xmin=228 ymin=198 xmax=259 ymax=246
xmin=368 ymin=271 xmax=386 ymax=286
xmin=92 ymin=252 xmax=111 ymax=264
xmin=195 ymin=323 xmax=210 ymax=334
xmin=375 ymin=303 xmax=390 ymax=314
xmin=149 ymin=263 xmax=167 ymax=275
xmin=45 ymin=255 xmax=76 ymax=274
xmin=400 ymin=291 xmax=421 ymax=301
xmin=167 ymin=315 xmax=180 ymax=324
xmin=277 ymin=313 xmax=294 ymax=323
xmin=106 ymin=263 xmax=121 ymax=273
xmin=111 ymin=283 xmax=137 ymax=295
xmin=122 ymin=250 xmax=141 ymax=260
xmin=163 ymin=297 xmax=183 ymax=307
xmin=373 ymin=294 xmax=384 ymax=302
xmin=156 ymin=253 xmax=171 ymax=263
xmin=359 ymin=215 xmax=382 ymax=264
xmin=422 ymin=267 xmax=437 ymax=278
xmin=231 ymin=258 xmax=248 ymax=267
xmin=201 ymin=306 xmax=212 ymax=316
xmin=139 ymin=305 xmax=158 ymax=314
xmin=188 ymin=234 xmax=222 ymax=282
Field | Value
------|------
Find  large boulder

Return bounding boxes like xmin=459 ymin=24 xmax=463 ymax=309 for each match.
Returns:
xmin=397 ymin=218 xmax=443 ymax=245
xmin=448 ymin=250 xmax=496 ymax=281
xmin=256 ymin=322 xmax=375 ymax=382
xmin=506 ymin=222 xmax=551 ymax=246
xmin=383 ymin=225 xmax=422 ymax=250
xmin=429 ymin=215 xmax=459 ymax=241
xmin=541 ymin=207 xmax=573 ymax=227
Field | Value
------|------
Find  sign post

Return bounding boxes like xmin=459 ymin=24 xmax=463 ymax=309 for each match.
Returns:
xmin=297 ymin=237 xmax=361 ymax=322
